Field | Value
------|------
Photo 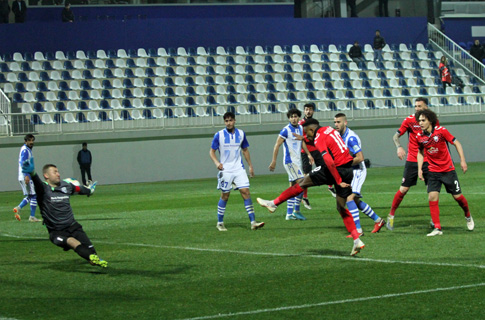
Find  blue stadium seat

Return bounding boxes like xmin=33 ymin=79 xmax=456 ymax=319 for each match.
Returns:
xmin=57 ymin=91 xmax=69 ymax=101
xmin=100 ymin=100 xmax=112 ymax=109
xmin=98 ymin=111 xmax=112 ymax=121
xmin=123 ymin=89 xmax=134 ymax=98
xmin=120 ymin=110 xmax=133 ymax=120
xmin=143 ymin=109 xmax=155 ymax=119
xmin=21 ymin=62 xmax=32 ymax=71
xmin=324 ymin=81 xmax=334 ymax=90
xmin=101 ymin=90 xmax=112 ymax=99
xmin=78 ymin=101 xmax=89 ymax=110
xmin=76 ymin=112 xmax=88 ymax=123
xmin=35 ymin=92 xmax=47 ymax=102
xmin=56 ymin=102 xmax=67 ymax=111
xmin=380 ymin=79 xmax=390 ymax=88
xmin=326 ymin=91 xmax=336 ymax=99
xmin=15 ymin=83 xmax=26 ymax=92
xmin=105 ymin=59 xmax=116 ymax=69
xmin=31 ymin=114 xmax=44 ymax=125
xmin=122 ymin=99 xmax=133 ymax=108
xmin=144 ymin=98 xmax=154 ymax=107
xmin=33 ymin=102 xmax=45 ymax=112
xmin=37 ymin=82 xmax=48 ymax=91
xmin=144 ymin=88 xmax=155 ymax=97
xmin=84 ymin=60 xmax=95 ymax=69
xmin=164 ymin=108 xmax=174 ymax=118
xmin=123 ymin=79 xmax=135 ymax=88
xmin=124 ymin=69 xmax=135 ymax=78
xmin=42 ymin=61 xmax=53 ymax=70
xmin=59 ymin=81 xmax=70 ymax=91
xmin=104 ymin=69 xmax=115 ymax=78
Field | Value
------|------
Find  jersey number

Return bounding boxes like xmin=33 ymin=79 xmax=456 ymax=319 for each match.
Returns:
xmin=329 ymin=132 xmax=348 ymax=153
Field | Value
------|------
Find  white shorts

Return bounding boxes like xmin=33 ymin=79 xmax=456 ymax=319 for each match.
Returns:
xmin=284 ymin=163 xmax=304 ymax=182
xmin=19 ymin=179 xmax=36 ymax=196
xmin=217 ymin=169 xmax=250 ymax=193
xmin=351 ymin=168 xmax=367 ymax=196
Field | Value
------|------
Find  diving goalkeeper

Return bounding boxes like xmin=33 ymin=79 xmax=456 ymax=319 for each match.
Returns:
xmin=21 ymin=158 xmax=107 ymax=268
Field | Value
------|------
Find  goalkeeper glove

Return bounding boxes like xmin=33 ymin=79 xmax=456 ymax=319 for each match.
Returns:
xmin=21 ymin=157 xmax=35 ymax=175
xmin=86 ymin=181 xmax=97 ymax=197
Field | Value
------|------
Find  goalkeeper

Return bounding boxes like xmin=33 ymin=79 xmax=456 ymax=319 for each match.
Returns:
xmin=22 ymin=158 xmax=107 ymax=268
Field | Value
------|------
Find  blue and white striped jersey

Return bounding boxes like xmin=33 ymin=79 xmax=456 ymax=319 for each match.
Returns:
xmin=279 ymin=123 xmax=303 ymax=166
xmin=340 ymin=127 xmax=365 ymax=171
xmin=211 ymin=128 xmax=249 ymax=173
xmin=18 ymin=144 xmax=33 ymax=180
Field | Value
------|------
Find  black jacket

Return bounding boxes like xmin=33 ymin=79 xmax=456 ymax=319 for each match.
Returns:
xmin=373 ymin=35 xmax=386 ymax=50
xmin=62 ymin=8 xmax=74 ymax=22
xmin=348 ymin=45 xmax=363 ymax=58
xmin=470 ymin=44 xmax=483 ymax=61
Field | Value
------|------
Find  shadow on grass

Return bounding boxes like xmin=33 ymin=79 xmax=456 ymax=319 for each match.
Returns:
xmin=77 ymin=217 xmax=124 ymax=221
xmin=306 ymin=248 xmax=348 ymax=257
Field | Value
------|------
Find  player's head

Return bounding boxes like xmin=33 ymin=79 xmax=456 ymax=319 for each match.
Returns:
xmin=303 ymin=103 xmax=315 ymax=119
xmin=24 ymin=133 xmax=35 ymax=148
xmin=440 ymin=56 xmax=447 ymax=64
xmin=287 ymin=108 xmax=301 ymax=125
xmin=223 ymin=112 xmax=236 ymax=132
xmin=333 ymin=113 xmax=348 ymax=135
xmin=417 ymin=109 xmax=438 ymax=132
xmin=414 ymin=97 xmax=428 ymax=112
xmin=302 ymin=118 xmax=320 ymax=139
xmin=43 ymin=164 xmax=61 ymax=186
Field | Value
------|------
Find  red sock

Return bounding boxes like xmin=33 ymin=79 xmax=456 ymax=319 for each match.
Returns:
xmin=454 ymin=195 xmax=470 ymax=218
xmin=390 ymin=190 xmax=406 ymax=216
xmin=275 ymin=184 xmax=304 ymax=206
xmin=340 ymin=208 xmax=359 ymax=240
xmin=429 ymin=200 xmax=441 ymax=229
xmin=303 ymin=188 xmax=308 ymax=198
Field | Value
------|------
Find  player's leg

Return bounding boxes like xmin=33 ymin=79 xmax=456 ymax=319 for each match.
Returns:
xmin=27 ymin=180 xmax=40 ymax=222
xmin=14 ymin=180 xmax=30 ymax=221
xmin=235 ymin=170 xmax=264 ymax=230
xmin=353 ymin=169 xmax=384 ymax=233
xmin=86 ymin=166 xmax=93 ymax=184
xmin=336 ymin=194 xmax=365 ymax=256
xmin=300 ymin=152 xmax=312 ymax=209
xmin=80 ymin=165 xmax=87 ymax=186
xmin=285 ymin=163 xmax=306 ymax=220
xmin=444 ymin=171 xmax=474 ymax=231
xmin=346 ymin=193 xmax=363 ymax=235
xmin=426 ymin=173 xmax=443 ymax=236
xmin=70 ymin=223 xmax=108 ymax=267
xmin=215 ymin=171 xmax=233 ymax=231
xmin=388 ymin=161 xmax=418 ymax=230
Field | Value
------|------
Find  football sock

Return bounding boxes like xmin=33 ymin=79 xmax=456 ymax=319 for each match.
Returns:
xmin=347 ymin=200 xmax=362 ymax=230
xmin=390 ymin=190 xmax=406 ymax=216
xmin=340 ymin=208 xmax=360 ymax=240
xmin=18 ymin=197 xmax=29 ymax=209
xmin=29 ymin=195 xmax=37 ymax=217
xmin=294 ymin=192 xmax=303 ymax=212
xmin=217 ymin=198 xmax=227 ymax=223
xmin=74 ymin=244 xmax=94 ymax=261
xmin=454 ymin=195 xmax=470 ymax=218
xmin=244 ymin=198 xmax=255 ymax=222
xmin=303 ymin=188 xmax=308 ymax=199
xmin=357 ymin=200 xmax=379 ymax=221
xmin=287 ymin=198 xmax=295 ymax=215
xmin=429 ymin=200 xmax=441 ymax=229
xmin=275 ymin=184 xmax=304 ymax=206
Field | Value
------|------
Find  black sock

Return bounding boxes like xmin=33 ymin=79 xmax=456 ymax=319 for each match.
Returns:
xmin=74 ymin=244 xmax=96 ymax=261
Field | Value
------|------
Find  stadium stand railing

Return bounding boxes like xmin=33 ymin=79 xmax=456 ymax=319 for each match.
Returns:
xmin=0 ymin=89 xmax=11 ymax=136
xmin=428 ymin=23 xmax=485 ymax=86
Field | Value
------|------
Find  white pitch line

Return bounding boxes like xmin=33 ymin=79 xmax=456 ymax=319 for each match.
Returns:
xmin=2 ymin=233 xmax=484 ymax=269
xmin=176 ymin=283 xmax=485 ymax=320
xmin=100 ymin=241 xmax=485 ymax=270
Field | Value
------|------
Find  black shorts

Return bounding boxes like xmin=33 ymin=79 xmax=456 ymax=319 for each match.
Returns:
xmin=48 ymin=221 xmax=92 ymax=251
xmin=309 ymin=162 xmax=353 ymax=198
xmin=301 ymin=150 xmax=324 ymax=174
xmin=427 ymin=170 xmax=462 ymax=195
xmin=401 ymin=161 xmax=429 ymax=187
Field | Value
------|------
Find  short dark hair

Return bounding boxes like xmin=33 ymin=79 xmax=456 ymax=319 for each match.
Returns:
xmin=287 ymin=108 xmax=302 ymax=119
xmin=24 ymin=133 xmax=35 ymax=142
xmin=302 ymin=118 xmax=319 ymax=127
xmin=223 ymin=112 xmax=235 ymax=120
xmin=415 ymin=97 xmax=428 ymax=106
xmin=303 ymin=103 xmax=315 ymax=111
xmin=82 ymin=142 xmax=87 ymax=147
xmin=416 ymin=109 xmax=438 ymax=128
xmin=65 ymin=2 xmax=70 ymax=7
xmin=334 ymin=113 xmax=347 ymax=119
xmin=42 ymin=164 xmax=57 ymax=175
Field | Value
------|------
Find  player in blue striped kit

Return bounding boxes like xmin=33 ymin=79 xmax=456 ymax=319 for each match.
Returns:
xmin=334 ymin=113 xmax=385 ymax=235
xmin=268 ymin=108 xmax=314 ymax=220
xmin=13 ymin=134 xmax=41 ymax=222
xmin=209 ymin=112 xmax=265 ymax=231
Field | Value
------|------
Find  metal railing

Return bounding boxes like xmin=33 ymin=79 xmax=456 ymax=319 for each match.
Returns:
xmin=2 ymin=94 xmax=484 ymax=136
xmin=0 ymin=89 xmax=12 ymax=136
xmin=428 ymin=23 xmax=485 ymax=85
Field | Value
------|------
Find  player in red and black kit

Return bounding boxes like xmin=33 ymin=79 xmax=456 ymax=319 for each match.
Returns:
xmin=387 ymin=97 xmax=435 ymax=230
xmin=414 ymin=109 xmax=474 ymax=236
xmin=299 ymin=103 xmax=336 ymax=210
xmin=257 ymin=118 xmax=365 ymax=256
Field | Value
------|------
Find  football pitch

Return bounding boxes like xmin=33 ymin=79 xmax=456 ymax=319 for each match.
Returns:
xmin=0 ymin=163 xmax=483 ymax=320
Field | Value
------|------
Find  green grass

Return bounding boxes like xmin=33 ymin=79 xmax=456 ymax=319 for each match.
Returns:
xmin=0 ymin=163 xmax=484 ymax=320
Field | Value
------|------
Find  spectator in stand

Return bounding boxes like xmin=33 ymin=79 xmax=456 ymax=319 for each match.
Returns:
xmin=439 ymin=56 xmax=452 ymax=91
xmin=469 ymin=39 xmax=484 ymax=62
xmin=373 ymin=30 xmax=386 ymax=61
xmin=379 ymin=0 xmax=389 ymax=17
xmin=348 ymin=41 xmax=365 ymax=64
xmin=347 ymin=0 xmax=357 ymax=17
xmin=12 ymin=0 xmax=26 ymax=23
xmin=62 ymin=3 xmax=74 ymax=23
xmin=0 ymin=0 xmax=10 ymax=24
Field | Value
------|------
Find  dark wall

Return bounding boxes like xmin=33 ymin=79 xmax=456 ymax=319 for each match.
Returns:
xmin=442 ymin=18 xmax=485 ymax=43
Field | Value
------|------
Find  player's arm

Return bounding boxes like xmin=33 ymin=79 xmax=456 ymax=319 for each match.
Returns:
xmin=352 ymin=151 xmax=364 ymax=166
xmin=417 ymin=148 xmax=425 ymax=181
xmin=322 ymin=152 xmax=348 ymax=187
xmin=269 ymin=136 xmax=284 ymax=172
xmin=209 ymin=148 xmax=223 ymax=171
xmin=393 ymin=131 xmax=406 ymax=160
xmin=301 ymin=141 xmax=314 ymax=165
xmin=241 ymin=147 xmax=254 ymax=178
xmin=452 ymin=139 xmax=467 ymax=174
